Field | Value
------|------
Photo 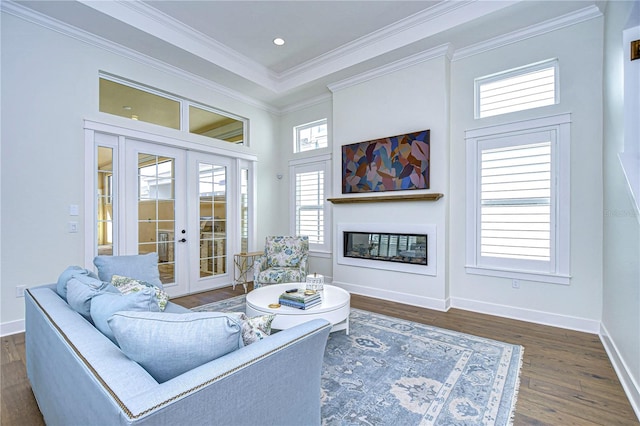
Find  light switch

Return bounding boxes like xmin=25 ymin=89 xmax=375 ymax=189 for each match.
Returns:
xmin=68 ymin=221 xmax=79 ymax=233
xmin=69 ymin=204 xmax=79 ymax=216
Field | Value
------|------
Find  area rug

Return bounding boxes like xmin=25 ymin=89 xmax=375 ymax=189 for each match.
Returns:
xmin=193 ymin=296 xmax=523 ymax=425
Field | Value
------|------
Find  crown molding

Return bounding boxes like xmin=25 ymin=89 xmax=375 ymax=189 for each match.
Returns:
xmin=77 ymin=0 xmax=279 ymax=92
xmin=452 ymin=5 xmax=603 ymax=61
xmin=1 ymin=0 xmax=279 ymax=115
xmin=81 ymin=0 xmax=517 ymax=94
xmin=2 ymin=0 xmax=604 ymax=114
xmin=277 ymin=0 xmax=518 ymax=92
xmin=277 ymin=93 xmax=333 ymax=116
xmin=327 ymin=44 xmax=452 ymax=93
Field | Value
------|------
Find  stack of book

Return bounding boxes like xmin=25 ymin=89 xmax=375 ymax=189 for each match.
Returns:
xmin=278 ymin=289 xmax=321 ymax=310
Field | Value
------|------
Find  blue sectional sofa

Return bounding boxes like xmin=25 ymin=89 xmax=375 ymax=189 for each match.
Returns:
xmin=25 ymin=284 xmax=331 ymax=425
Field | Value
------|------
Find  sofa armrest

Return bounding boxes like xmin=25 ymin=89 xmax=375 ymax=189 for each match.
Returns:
xmin=125 ymin=319 xmax=331 ymax=425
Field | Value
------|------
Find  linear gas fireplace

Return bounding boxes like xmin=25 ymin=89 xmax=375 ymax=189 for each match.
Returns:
xmin=344 ymin=232 xmax=427 ymax=265
xmin=337 ymin=223 xmax=436 ymax=276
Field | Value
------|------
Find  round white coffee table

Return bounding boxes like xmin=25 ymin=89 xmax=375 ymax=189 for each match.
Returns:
xmin=246 ymin=283 xmax=350 ymax=334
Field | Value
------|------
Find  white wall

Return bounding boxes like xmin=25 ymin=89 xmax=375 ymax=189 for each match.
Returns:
xmin=330 ymin=56 xmax=450 ymax=310
xmin=602 ymin=0 xmax=640 ymax=416
xmin=448 ymin=16 xmax=605 ymax=332
xmin=0 ymin=13 xmax=280 ymax=330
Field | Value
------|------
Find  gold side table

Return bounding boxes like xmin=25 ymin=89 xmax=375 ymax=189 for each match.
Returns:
xmin=233 ymin=251 xmax=263 ymax=293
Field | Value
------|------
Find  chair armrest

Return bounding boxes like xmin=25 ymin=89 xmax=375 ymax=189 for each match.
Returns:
xmin=253 ymin=256 xmax=268 ymax=282
xmin=299 ymin=254 xmax=309 ymax=276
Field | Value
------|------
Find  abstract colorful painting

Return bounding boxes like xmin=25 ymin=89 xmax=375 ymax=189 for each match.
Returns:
xmin=342 ymin=130 xmax=430 ymax=193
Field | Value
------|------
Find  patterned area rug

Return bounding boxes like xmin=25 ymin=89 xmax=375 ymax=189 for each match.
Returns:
xmin=193 ymin=295 xmax=523 ymax=425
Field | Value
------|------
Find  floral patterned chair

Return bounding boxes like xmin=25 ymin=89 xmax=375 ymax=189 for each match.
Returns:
xmin=253 ymin=236 xmax=309 ymax=288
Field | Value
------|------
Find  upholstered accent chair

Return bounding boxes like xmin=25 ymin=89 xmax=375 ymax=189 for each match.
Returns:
xmin=253 ymin=236 xmax=309 ymax=288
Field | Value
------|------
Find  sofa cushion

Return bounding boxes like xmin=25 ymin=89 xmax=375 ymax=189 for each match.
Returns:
xmin=94 ymin=253 xmax=163 ymax=289
xmin=66 ymin=277 xmax=118 ymax=321
xmin=56 ymin=266 xmax=99 ymax=301
xmin=256 ymin=267 xmax=305 ymax=284
xmin=111 ymin=275 xmax=169 ymax=311
xmin=108 ymin=312 xmax=244 ymax=383
xmin=90 ymin=290 xmax=160 ymax=343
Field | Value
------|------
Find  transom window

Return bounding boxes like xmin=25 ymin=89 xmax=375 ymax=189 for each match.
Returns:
xmin=294 ymin=119 xmax=328 ymax=153
xmin=475 ymin=59 xmax=558 ymax=119
xmin=99 ymin=74 xmax=248 ymax=144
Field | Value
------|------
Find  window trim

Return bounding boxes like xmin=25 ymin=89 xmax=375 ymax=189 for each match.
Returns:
xmin=289 ymin=154 xmax=332 ymax=255
xmin=465 ymin=113 xmax=571 ymax=285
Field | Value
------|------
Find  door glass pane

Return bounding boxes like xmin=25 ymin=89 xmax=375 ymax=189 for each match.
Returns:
xmin=138 ymin=153 xmax=175 ymax=284
xmin=97 ymin=147 xmax=114 ymax=256
xmin=240 ymin=168 xmax=249 ymax=253
xmin=198 ymin=162 xmax=226 ymax=277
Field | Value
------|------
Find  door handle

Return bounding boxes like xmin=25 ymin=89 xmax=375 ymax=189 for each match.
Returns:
xmin=178 ymin=238 xmax=186 ymax=243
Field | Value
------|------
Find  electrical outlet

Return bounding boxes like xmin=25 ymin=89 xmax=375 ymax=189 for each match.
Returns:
xmin=512 ymin=279 xmax=520 ymax=289
xmin=16 ymin=285 xmax=26 ymax=298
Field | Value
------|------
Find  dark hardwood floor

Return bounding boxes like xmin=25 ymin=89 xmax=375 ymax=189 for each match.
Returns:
xmin=2 ymin=284 xmax=638 ymax=425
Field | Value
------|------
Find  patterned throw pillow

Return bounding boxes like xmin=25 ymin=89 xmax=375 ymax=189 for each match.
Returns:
xmin=111 ymin=275 xmax=169 ymax=311
xmin=227 ymin=312 xmax=275 ymax=345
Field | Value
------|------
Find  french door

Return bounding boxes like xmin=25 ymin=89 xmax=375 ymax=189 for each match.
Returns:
xmin=186 ymin=151 xmax=235 ymax=294
xmin=88 ymin=126 xmax=252 ymax=297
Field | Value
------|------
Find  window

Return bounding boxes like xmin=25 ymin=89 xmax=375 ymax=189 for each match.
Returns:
xmin=97 ymin=145 xmax=115 ymax=255
xmin=466 ymin=113 xmax=570 ymax=284
xmin=475 ymin=59 xmax=558 ymax=119
xmin=294 ymin=119 xmax=328 ymax=153
xmin=240 ymin=167 xmax=249 ymax=253
xmin=480 ymin=141 xmax=551 ymax=262
xmin=99 ymin=74 xmax=247 ymax=144
xmin=289 ymin=154 xmax=331 ymax=253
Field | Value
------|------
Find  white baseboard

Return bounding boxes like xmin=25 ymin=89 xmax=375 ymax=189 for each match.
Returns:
xmin=600 ymin=324 xmax=640 ymax=421
xmin=1 ymin=319 xmax=25 ymax=337
xmin=451 ymin=297 xmax=601 ymax=333
xmin=332 ymin=280 xmax=449 ymax=311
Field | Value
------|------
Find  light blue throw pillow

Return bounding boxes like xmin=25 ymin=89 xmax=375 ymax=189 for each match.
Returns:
xmin=108 ymin=312 xmax=244 ymax=383
xmin=94 ymin=253 xmax=163 ymax=289
xmin=66 ymin=277 xmax=118 ymax=321
xmin=56 ymin=266 xmax=99 ymax=301
xmin=90 ymin=289 xmax=160 ymax=343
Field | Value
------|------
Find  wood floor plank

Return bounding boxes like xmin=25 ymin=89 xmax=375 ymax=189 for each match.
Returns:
xmin=1 ymin=285 xmax=637 ymax=425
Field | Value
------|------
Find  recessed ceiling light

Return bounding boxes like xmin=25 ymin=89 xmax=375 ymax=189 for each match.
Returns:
xmin=123 ymin=106 xmax=132 ymax=110
xmin=273 ymin=37 xmax=285 ymax=46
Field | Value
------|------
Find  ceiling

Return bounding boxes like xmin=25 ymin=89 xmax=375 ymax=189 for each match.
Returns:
xmin=8 ymin=0 xmax=601 ymax=110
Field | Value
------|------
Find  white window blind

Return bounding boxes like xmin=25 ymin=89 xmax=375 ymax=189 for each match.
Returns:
xmin=465 ymin=113 xmax=571 ymax=285
xmin=476 ymin=60 xmax=558 ymax=118
xmin=480 ymin=142 xmax=551 ymax=261
xmin=296 ymin=170 xmax=324 ymax=244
